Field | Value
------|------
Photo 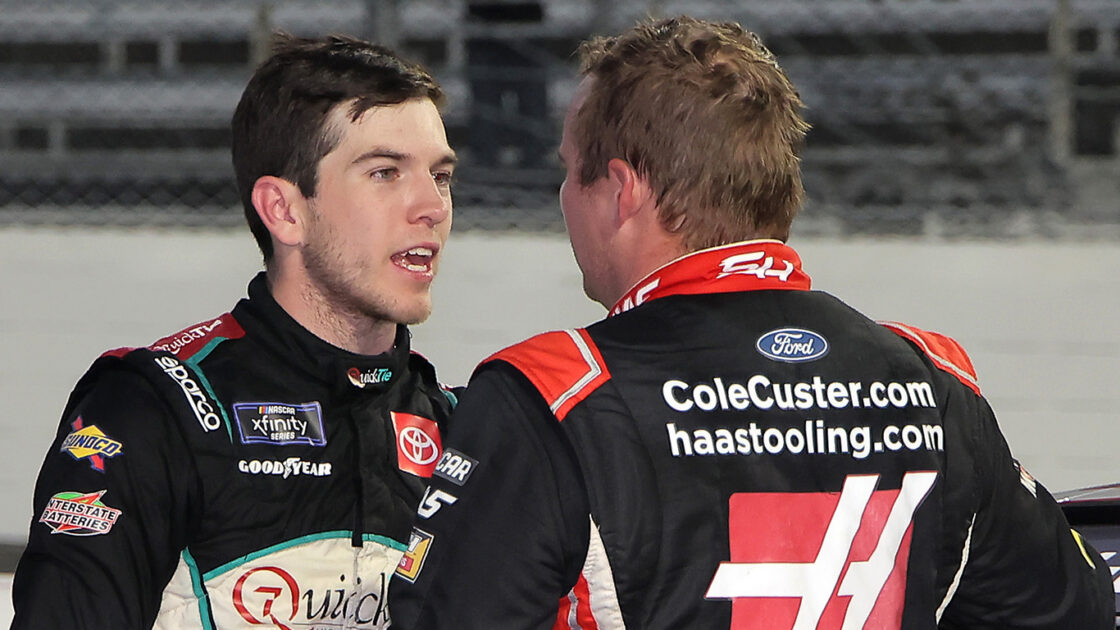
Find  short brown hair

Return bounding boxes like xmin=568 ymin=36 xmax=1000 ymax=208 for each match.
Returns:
xmin=232 ymin=33 xmax=443 ymax=261
xmin=575 ymin=16 xmax=809 ymax=247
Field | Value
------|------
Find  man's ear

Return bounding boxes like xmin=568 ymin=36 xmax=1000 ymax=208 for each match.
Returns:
xmin=606 ymin=158 xmax=655 ymax=224
xmin=251 ymin=176 xmax=307 ymax=249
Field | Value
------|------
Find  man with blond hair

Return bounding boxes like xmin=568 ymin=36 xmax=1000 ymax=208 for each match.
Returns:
xmin=390 ymin=16 xmax=1113 ymax=630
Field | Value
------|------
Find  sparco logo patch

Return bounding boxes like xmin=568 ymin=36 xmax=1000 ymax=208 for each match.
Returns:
xmin=756 ymin=328 xmax=829 ymax=363
xmin=390 ymin=412 xmax=442 ymax=477
xmin=233 ymin=402 xmax=326 ymax=447
xmin=706 ymin=472 xmax=936 ymax=629
xmin=155 ymin=355 xmax=223 ymax=432
xmin=347 ymin=367 xmax=393 ymax=388
xmin=39 ymin=490 xmax=122 ymax=536
xmin=60 ymin=417 xmax=122 ymax=472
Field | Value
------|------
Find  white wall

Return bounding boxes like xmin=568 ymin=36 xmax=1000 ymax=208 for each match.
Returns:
xmin=2 ymin=227 xmax=1118 ymax=544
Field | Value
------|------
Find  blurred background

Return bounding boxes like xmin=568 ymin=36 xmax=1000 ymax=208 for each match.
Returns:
xmin=1 ymin=0 xmax=1119 ymax=615
xmin=1 ymin=0 xmax=1118 ymax=233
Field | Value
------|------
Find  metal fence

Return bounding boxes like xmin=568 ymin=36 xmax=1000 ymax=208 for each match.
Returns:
xmin=1 ymin=0 xmax=1118 ymax=237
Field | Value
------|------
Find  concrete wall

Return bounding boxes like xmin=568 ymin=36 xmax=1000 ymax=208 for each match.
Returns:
xmin=2 ymin=227 xmax=1118 ymax=544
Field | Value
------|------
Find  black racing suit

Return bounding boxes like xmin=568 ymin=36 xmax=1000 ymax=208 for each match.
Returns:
xmin=12 ymin=272 xmax=456 ymax=629
xmin=390 ymin=240 xmax=1114 ymax=629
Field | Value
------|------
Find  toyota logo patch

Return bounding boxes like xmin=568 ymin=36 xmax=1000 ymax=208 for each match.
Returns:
xmin=390 ymin=412 xmax=443 ymax=477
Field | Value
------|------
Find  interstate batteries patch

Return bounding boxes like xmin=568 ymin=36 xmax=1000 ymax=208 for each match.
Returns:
xmin=233 ymin=402 xmax=326 ymax=447
xmin=39 ymin=490 xmax=122 ymax=536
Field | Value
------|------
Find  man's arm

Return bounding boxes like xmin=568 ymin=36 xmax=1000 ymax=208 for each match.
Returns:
xmin=940 ymin=393 xmax=1115 ymax=628
xmin=389 ymin=363 xmax=590 ymax=630
xmin=12 ymin=366 xmax=198 ymax=628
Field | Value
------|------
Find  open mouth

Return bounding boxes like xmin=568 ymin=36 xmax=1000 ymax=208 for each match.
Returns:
xmin=392 ymin=246 xmax=436 ymax=273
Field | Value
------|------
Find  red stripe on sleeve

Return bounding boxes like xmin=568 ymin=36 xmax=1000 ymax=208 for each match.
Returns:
xmin=483 ymin=329 xmax=611 ymax=421
xmin=880 ymin=321 xmax=980 ymax=395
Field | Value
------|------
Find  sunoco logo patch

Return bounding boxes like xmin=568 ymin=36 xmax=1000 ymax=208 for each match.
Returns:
xmin=60 ymin=417 xmax=122 ymax=472
xmin=233 ymin=402 xmax=326 ymax=447
xmin=39 ymin=490 xmax=122 ymax=536
xmin=756 ymin=328 xmax=830 ymax=363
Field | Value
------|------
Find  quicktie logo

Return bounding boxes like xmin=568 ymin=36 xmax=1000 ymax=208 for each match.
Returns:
xmin=347 ymin=367 xmax=393 ymax=388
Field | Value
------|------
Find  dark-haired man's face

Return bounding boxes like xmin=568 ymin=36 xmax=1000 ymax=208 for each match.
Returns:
xmin=302 ymin=98 xmax=455 ymax=326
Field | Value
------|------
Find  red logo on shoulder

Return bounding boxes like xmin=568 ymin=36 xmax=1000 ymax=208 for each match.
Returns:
xmin=390 ymin=412 xmax=442 ymax=477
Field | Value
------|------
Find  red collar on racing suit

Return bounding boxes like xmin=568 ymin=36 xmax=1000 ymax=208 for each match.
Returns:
xmin=609 ymin=240 xmax=812 ymax=317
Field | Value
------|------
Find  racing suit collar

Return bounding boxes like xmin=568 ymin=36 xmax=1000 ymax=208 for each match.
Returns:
xmin=609 ymin=239 xmax=812 ymax=317
xmin=235 ymin=272 xmax=411 ymax=393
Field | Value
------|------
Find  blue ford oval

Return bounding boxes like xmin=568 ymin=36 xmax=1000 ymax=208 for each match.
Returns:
xmin=756 ymin=328 xmax=830 ymax=363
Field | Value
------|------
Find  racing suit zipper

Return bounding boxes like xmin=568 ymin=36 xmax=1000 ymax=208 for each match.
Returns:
xmin=351 ymin=406 xmax=364 ymax=548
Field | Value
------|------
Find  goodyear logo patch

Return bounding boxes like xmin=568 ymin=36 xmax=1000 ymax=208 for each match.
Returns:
xmin=395 ymin=528 xmax=434 ymax=583
xmin=39 ymin=490 xmax=121 ymax=536
xmin=60 ymin=417 xmax=122 ymax=472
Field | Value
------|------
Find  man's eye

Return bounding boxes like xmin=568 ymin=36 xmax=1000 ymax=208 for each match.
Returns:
xmin=371 ymin=168 xmax=399 ymax=180
xmin=433 ymin=171 xmax=454 ymax=186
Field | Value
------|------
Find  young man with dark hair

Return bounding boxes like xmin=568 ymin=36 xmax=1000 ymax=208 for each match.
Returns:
xmin=389 ymin=16 xmax=1114 ymax=629
xmin=13 ymin=33 xmax=458 ymax=629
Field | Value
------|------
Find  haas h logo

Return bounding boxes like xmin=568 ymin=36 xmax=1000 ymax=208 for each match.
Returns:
xmin=706 ymin=472 xmax=937 ymax=629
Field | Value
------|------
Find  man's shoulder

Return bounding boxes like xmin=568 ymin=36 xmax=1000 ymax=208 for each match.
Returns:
xmin=70 ymin=313 xmax=245 ymax=433
xmin=100 ymin=313 xmax=246 ymax=363
xmin=478 ymin=329 xmax=612 ymax=421
xmin=878 ymin=320 xmax=980 ymax=395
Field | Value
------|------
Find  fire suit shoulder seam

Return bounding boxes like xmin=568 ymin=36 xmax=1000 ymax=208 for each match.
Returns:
xmin=481 ymin=329 xmax=611 ymax=421
xmin=97 ymin=313 xmax=246 ymax=362
xmin=879 ymin=320 xmax=980 ymax=395
xmin=147 ymin=312 xmax=246 ymax=361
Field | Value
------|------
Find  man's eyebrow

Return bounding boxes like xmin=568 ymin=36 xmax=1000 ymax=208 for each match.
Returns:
xmin=351 ymin=149 xmax=458 ymax=167
xmin=435 ymin=151 xmax=458 ymax=168
xmin=351 ymin=149 xmax=407 ymax=165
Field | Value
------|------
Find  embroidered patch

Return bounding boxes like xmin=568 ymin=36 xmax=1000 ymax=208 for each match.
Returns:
xmin=390 ymin=412 xmax=442 ymax=477
xmin=60 ymin=417 xmax=123 ymax=472
xmin=233 ymin=402 xmax=326 ymax=447
xmin=39 ymin=490 xmax=122 ymax=536
xmin=395 ymin=528 xmax=435 ymax=583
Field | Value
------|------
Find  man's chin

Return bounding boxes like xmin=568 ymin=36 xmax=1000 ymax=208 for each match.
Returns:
xmin=389 ymin=302 xmax=433 ymax=327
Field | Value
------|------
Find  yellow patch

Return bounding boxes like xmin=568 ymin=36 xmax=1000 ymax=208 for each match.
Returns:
xmin=1072 ymin=528 xmax=1098 ymax=570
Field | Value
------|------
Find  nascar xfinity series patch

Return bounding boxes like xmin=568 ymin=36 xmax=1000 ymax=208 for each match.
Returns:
xmin=234 ymin=402 xmax=326 ymax=447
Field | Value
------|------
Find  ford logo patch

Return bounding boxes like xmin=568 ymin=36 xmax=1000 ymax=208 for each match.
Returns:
xmin=756 ymin=328 xmax=829 ymax=363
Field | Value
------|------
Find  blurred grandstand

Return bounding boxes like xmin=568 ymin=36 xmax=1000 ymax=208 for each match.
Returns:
xmin=0 ymin=0 xmax=1118 ymax=237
